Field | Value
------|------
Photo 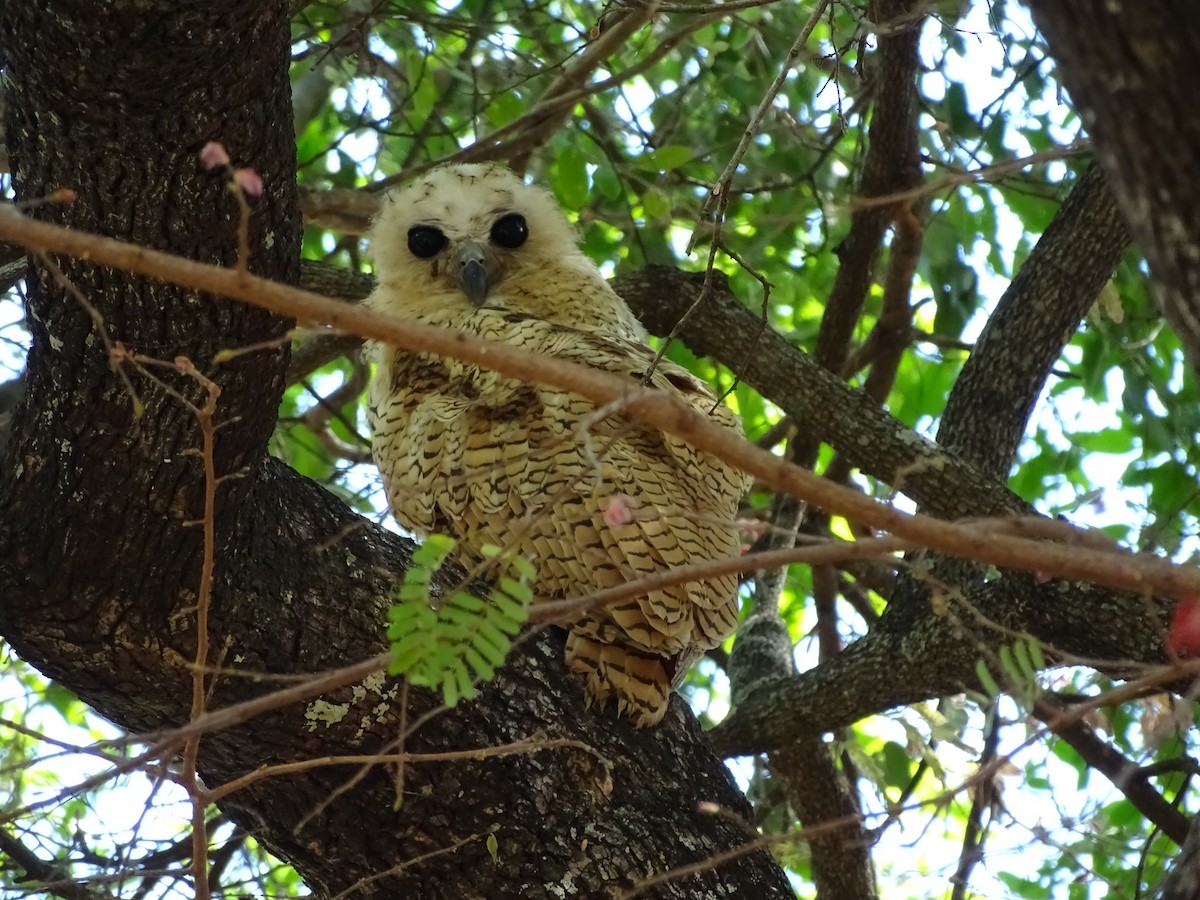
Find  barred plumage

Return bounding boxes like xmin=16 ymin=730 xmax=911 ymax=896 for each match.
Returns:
xmin=366 ymin=163 xmax=750 ymax=726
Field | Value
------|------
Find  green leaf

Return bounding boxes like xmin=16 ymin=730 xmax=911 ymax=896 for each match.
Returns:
xmin=1027 ymin=638 xmax=1047 ymax=671
xmin=386 ymin=533 xmax=535 ymax=708
xmin=497 ymin=576 xmax=532 ymax=605
xmin=486 ymin=832 xmax=499 ymax=864
xmin=998 ymin=644 xmax=1019 ymax=684
xmin=642 ymin=186 xmax=671 ymax=220
xmin=510 ymin=556 xmax=537 ymax=581
xmin=1012 ymin=639 xmax=1034 ymax=680
xmin=554 ymin=147 xmax=590 ymax=210
xmin=637 ymin=145 xmax=692 ymax=172
xmin=880 ymin=741 xmax=914 ymax=791
xmin=976 ymin=660 xmax=1000 ymax=697
xmin=450 ymin=591 xmax=486 ymax=613
xmin=491 ymin=592 xmax=530 ymax=626
xmin=397 ymin=582 xmax=431 ymax=601
xmin=1071 ymin=429 xmax=1134 ymax=454
xmin=463 ymin=646 xmax=494 ymax=681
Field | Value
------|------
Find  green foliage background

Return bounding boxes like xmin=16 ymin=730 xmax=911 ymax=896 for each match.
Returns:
xmin=2 ymin=1 xmax=1197 ymax=897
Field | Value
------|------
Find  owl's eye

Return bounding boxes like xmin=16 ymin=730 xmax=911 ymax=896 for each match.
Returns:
xmin=490 ymin=213 xmax=528 ymax=250
xmin=408 ymin=225 xmax=448 ymax=259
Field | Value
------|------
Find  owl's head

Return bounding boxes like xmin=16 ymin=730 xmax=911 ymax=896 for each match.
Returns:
xmin=369 ymin=163 xmax=590 ymax=308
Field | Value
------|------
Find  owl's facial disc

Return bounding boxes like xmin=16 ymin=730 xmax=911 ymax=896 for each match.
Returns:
xmin=456 ymin=241 xmax=491 ymax=306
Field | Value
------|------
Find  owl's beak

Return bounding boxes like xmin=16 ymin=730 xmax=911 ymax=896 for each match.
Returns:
xmin=456 ymin=242 xmax=491 ymax=306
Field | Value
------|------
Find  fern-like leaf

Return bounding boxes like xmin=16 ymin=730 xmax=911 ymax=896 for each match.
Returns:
xmin=387 ymin=535 xmax=535 ymax=708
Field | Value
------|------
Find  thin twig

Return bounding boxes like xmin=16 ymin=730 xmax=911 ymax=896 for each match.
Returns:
xmin=688 ymin=0 xmax=831 ymax=253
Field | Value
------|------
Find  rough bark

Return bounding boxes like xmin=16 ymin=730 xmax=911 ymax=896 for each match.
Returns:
xmin=1026 ymin=0 xmax=1200 ymax=883
xmin=0 ymin=5 xmax=792 ymax=898
xmin=936 ymin=165 xmax=1130 ymax=473
xmin=1025 ymin=2 xmax=1200 ymax=373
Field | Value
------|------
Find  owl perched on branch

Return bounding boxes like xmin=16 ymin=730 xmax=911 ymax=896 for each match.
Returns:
xmin=365 ymin=163 xmax=750 ymax=727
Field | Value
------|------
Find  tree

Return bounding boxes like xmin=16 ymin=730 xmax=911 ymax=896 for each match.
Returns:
xmin=1 ymin=1 xmax=1199 ymax=897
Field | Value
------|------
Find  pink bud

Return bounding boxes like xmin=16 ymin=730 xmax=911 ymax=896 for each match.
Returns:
xmin=1169 ymin=599 xmax=1200 ymax=657
xmin=233 ymin=168 xmax=264 ymax=197
xmin=200 ymin=141 xmax=231 ymax=170
xmin=603 ymin=494 xmax=637 ymax=527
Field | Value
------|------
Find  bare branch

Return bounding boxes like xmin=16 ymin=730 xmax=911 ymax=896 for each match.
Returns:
xmin=0 ymin=206 xmax=1195 ymax=602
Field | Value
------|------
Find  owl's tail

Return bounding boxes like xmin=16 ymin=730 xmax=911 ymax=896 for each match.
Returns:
xmin=565 ymin=628 xmax=674 ymax=728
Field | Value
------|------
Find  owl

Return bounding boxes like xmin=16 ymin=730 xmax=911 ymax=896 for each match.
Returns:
xmin=365 ymin=163 xmax=750 ymax=726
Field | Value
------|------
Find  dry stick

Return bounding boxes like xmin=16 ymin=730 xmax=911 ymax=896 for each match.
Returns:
xmin=950 ymin=703 xmax=1001 ymax=900
xmin=0 ymin=715 xmax=146 ymax=775
xmin=180 ymin=367 xmax=221 ymax=900
xmin=21 ymin=253 xmax=217 ymax=896
xmin=0 ymin=653 xmax=390 ymax=827
xmin=0 ymin=829 xmax=107 ymax=900
xmin=204 ymin=737 xmax=609 ymax=805
xmin=507 ymin=2 xmax=659 ymax=173
xmin=100 ymin=347 xmax=227 ymax=898
xmin=328 ymin=828 xmax=494 ymax=900
xmin=530 ymin=535 xmax=913 ymax=622
xmin=664 ymin=0 xmax=831 ymax=373
xmin=2 ymin=206 xmax=1199 ymax=601
xmin=372 ymin=10 xmax=720 ymax=183
xmin=656 ymin=0 xmax=784 ymax=11
xmin=0 ymin=739 xmax=185 ymax=827
xmin=852 ymin=140 xmax=1093 ymax=211
xmin=691 ymin=0 xmax=832 ymax=249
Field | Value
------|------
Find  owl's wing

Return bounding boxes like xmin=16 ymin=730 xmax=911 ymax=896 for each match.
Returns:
xmin=521 ymin=325 xmax=750 ymax=723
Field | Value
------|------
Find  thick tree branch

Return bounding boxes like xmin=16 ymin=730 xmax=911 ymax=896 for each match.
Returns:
xmin=813 ymin=0 xmax=923 ymax=374
xmin=1025 ymin=2 xmax=1200 ymax=372
xmin=937 ymin=165 xmax=1130 ymax=473
xmin=917 ymin=164 xmax=1128 ymax=604
xmin=0 ymin=5 xmax=793 ymax=897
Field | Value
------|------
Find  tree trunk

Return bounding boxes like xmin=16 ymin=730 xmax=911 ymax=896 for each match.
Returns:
xmin=1025 ymin=2 xmax=1200 ymax=371
xmin=0 ymin=4 xmax=792 ymax=897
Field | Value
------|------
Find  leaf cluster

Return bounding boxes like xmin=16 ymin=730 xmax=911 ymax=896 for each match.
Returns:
xmin=387 ymin=534 xmax=535 ymax=708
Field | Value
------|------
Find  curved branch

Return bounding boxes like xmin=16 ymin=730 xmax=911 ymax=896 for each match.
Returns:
xmin=937 ymin=165 xmax=1130 ymax=474
xmin=1033 ymin=694 xmax=1189 ymax=845
xmin=812 ymin=0 xmax=924 ymax=373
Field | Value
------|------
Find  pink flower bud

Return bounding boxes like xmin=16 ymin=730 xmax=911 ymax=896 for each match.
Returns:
xmin=603 ymin=494 xmax=637 ymax=527
xmin=233 ymin=168 xmax=264 ymax=197
xmin=199 ymin=141 xmax=231 ymax=170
